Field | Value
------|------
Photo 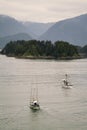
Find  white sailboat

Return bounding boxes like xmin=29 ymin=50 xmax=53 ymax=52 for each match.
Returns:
xmin=30 ymin=83 xmax=40 ymax=110
xmin=62 ymin=74 xmax=72 ymax=89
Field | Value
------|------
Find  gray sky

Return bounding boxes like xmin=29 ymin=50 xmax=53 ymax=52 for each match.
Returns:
xmin=0 ymin=0 xmax=87 ymax=22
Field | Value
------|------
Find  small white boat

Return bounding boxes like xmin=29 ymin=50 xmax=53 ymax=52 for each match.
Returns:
xmin=30 ymin=83 xmax=40 ymax=110
xmin=62 ymin=74 xmax=72 ymax=89
xmin=30 ymin=100 xmax=40 ymax=110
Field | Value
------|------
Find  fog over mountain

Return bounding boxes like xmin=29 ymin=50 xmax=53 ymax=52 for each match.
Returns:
xmin=0 ymin=13 xmax=87 ymax=48
xmin=39 ymin=14 xmax=87 ymax=46
xmin=22 ymin=22 xmax=54 ymax=38
xmin=0 ymin=15 xmax=54 ymax=38
xmin=0 ymin=15 xmax=28 ymax=37
xmin=0 ymin=15 xmax=54 ymax=48
xmin=0 ymin=33 xmax=32 ymax=48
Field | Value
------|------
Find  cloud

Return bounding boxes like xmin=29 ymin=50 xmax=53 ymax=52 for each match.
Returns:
xmin=0 ymin=0 xmax=87 ymax=22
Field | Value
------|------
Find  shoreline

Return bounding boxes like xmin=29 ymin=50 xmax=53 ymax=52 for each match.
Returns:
xmin=0 ymin=54 xmax=84 ymax=60
xmin=15 ymin=55 xmax=82 ymax=60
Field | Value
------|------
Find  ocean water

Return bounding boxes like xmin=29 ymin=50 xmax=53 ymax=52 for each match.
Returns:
xmin=0 ymin=55 xmax=87 ymax=130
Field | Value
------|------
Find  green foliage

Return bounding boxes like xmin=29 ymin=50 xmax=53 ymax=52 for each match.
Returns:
xmin=1 ymin=40 xmax=79 ymax=59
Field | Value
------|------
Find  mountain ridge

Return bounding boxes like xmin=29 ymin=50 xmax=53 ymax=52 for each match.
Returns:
xmin=0 ymin=33 xmax=32 ymax=48
xmin=0 ymin=13 xmax=87 ymax=48
xmin=39 ymin=13 xmax=87 ymax=46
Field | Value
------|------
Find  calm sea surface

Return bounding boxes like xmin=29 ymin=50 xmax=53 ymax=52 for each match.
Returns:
xmin=0 ymin=55 xmax=87 ymax=130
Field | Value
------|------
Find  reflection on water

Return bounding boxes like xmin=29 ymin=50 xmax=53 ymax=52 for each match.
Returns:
xmin=0 ymin=55 xmax=87 ymax=130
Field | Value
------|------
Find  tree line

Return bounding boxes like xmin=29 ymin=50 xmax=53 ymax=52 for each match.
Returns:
xmin=1 ymin=40 xmax=79 ymax=59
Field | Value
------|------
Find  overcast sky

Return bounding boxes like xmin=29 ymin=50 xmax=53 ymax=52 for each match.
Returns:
xmin=0 ymin=0 xmax=87 ymax=22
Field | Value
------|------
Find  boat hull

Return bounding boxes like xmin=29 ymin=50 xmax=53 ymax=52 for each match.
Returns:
xmin=30 ymin=104 xmax=40 ymax=110
xmin=62 ymin=85 xmax=72 ymax=89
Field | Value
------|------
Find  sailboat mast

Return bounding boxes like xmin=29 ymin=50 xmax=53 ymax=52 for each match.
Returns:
xmin=30 ymin=77 xmax=40 ymax=110
xmin=65 ymin=74 xmax=68 ymax=81
xmin=30 ymin=82 xmax=33 ymax=104
xmin=36 ymin=83 xmax=39 ymax=102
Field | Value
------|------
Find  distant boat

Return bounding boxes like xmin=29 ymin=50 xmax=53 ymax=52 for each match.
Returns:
xmin=30 ymin=83 xmax=40 ymax=110
xmin=62 ymin=74 xmax=72 ymax=89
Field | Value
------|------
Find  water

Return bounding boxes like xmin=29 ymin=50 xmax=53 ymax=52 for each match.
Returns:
xmin=0 ymin=55 xmax=87 ymax=130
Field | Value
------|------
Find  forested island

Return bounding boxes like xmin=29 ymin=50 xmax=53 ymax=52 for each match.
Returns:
xmin=1 ymin=40 xmax=81 ymax=59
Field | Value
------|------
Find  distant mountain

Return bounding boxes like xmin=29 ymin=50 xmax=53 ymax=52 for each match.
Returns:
xmin=0 ymin=15 xmax=54 ymax=48
xmin=0 ymin=15 xmax=29 ymax=37
xmin=1 ymin=14 xmax=87 ymax=47
xmin=0 ymin=33 xmax=32 ymax=48
xmin=22 ymin=22 xmax=54 ymax=38
xmin=0 ymin=15 xmax=54 ymax=38
xmin=39 ymin=14 xmax=87 ymax=46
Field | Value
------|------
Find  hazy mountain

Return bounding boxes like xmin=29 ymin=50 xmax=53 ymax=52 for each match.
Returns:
xmin=0 ymin=15 xmax=54 ymax=48
xmin=0 ymin=15 xmax=29 ymax=37
xmin=39 ymin=14 xmax=87 ymax=46
xmin=0 ymin=15 xmax=54 ymax=38
xmin=22 ymin=22 xmax=54 ymax=38
xmin=0 ymin=33 xmax=32 ymax=48
xmin=1 ymin=14 xmax=87 ymax=48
